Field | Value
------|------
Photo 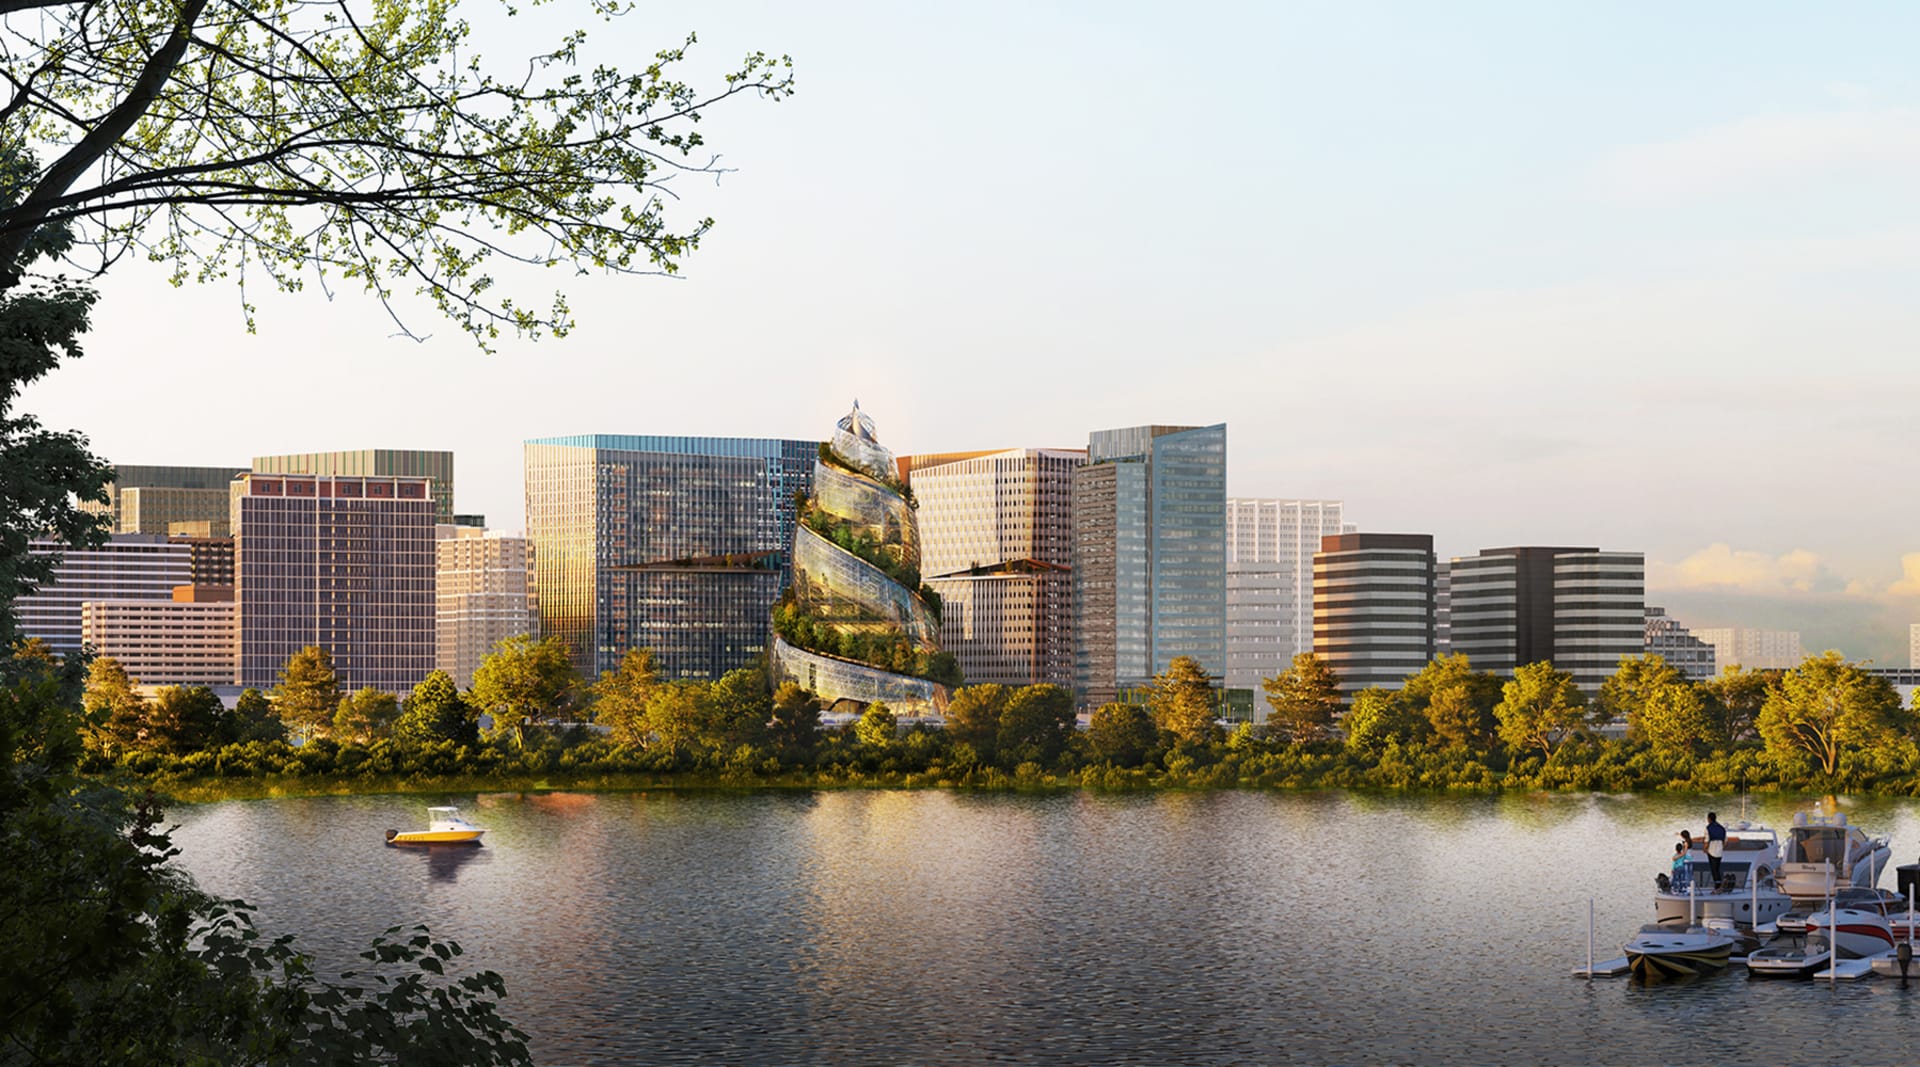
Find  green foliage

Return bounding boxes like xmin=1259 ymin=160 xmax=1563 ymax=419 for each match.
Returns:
xmin=1149 ymin=656 xmax=1219 ymax=745
xmin=1634 ymin=679 xmax=1720 ymax=759
xmin=1402 ymin=654 xmax=1502 ymax=748
xmin=231 ymin=687 xmax=287 ymax=744
xmin=1342 ymin=687 xmax=1423 ymax=757
xmin=396 ymin=671 xmax=477 ymax=748
xmin=1088 ymin=702 xmax=1157 ymax=767
xmin=855 ymin=702 xmax=897 ymax=750
xmin=1493 ymin=661 xmax=1591 ymax=759
xmin=333 ymin=686 xmax=400 ymax=745
xmin=771 ymin=597 xmax=957 ymax=687
xmin=589 ymin=648 xmax=658 ymax=747
xmin=272 ymin=645 xmax=342 ymax=742
xmin=768 ymin=682 xmax=822 ymax=759
xmin=994 ymin=685 xmax=1075 ymax=770
xmin=82 ymin=654 xmax=147 ymax=758
xmin=1702 ymin=665 xmax=1776 ymax=742
xmin=145 ymin=685 xmax=229 ymax=755
xmin=944 ymin=683 xmax=1008 ymax=764
xmin=1262 ymin=652 xmax=1344 ymax=743
xmin=1757 ymin=651 xmax=1906 ymax=778
xmin=471 ymin=635 xmax=578 ymax=749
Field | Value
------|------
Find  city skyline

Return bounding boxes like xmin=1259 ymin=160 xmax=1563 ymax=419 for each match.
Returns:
xmin=18 ymin=2 xmax=1920 ymax=659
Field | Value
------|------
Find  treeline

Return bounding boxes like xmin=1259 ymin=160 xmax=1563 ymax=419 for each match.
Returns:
xmin=74 ymin=635 xmax=1920 ymax=796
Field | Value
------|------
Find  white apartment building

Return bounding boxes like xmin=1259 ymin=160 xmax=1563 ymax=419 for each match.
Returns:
xmin=1226 ymin=499 xmax=1351 ymax=691
xmin=906 ymin=448 xmax=1081 ymax=689
xmin=1693 ymin=627 xmax=1802 ymax=671
xmin=436 ymin=525 xmax=539 ymax=689
xmin=15 ymin=534 xmax=192 ymax=656
xmin=80 ymin=589 xmax=238 ymax=686
xmin=1910 ymin=623 xmax=1920 ymax=670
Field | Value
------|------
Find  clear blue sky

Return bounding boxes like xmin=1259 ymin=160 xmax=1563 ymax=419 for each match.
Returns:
xmin=24 ymin=2 xmax=1920 ymax=658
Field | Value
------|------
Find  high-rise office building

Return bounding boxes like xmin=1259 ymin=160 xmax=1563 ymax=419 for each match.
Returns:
xmin=1692 ymin=627 xmax=1803 ymax=671
xmin=524 ymin=433 xmax=816 ymax=680
xmin=1226 ymin=499 xmax=1351 ymax=691
xmin=80 ymin=585 xmax=238 ymax=687
xmin=770 ymin=403 xmax=949 ymax=716
xmin=1071 ymin=423 xmax=1226 ymax=707
xmin=904 ymin=447 xmax=1081 ymax=689
xmin=81 ymin=465 xmax=247 ymax=536
xmin=436 ymin=525 xmax=539 ymax=688
xmin=1449 ymin=546 xmax=1645 ymax=692
xmin=13 ymin=534 xmax=192 ymax=655
xmin=169 ymin=534 xmax=234 ymax=587
xmin=1311 ymin=533 xmax=1436 ymax=699
xmin=1645 ymin=606 xmax=1717 ymax=682
xmin=253 ymin=449 xmax=457 ymax=525
xmin=1911 ymin=624 xmax=1920 ymax=670
xmin=233 ymin=472 xmax=436 ymax=691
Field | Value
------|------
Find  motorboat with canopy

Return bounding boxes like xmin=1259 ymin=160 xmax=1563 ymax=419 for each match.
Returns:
xmin=1776 ymin=811 xmax=1891 ymax=906
xmin=1653 ymin=820 xmax=1790 ymax=928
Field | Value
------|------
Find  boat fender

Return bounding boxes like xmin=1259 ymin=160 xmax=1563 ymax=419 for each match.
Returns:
xmin=385 ymin=829 xmax=398 ymax=842
xmin=1900 ymin=941 xmax=1913 ymax=984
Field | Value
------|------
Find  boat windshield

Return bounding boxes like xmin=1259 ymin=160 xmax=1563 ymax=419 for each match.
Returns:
xmin=1786 ymin=828 xmax=1849 ymax=865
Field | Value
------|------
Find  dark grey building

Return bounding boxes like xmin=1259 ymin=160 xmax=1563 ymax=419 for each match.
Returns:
xmin=523 ymin=434 xmax=817 ymax=681
xmin=234 ymin=473 xmax=436 ymax=691
xmin=1071 ymin=423 xmax=1226 ymax=707
xmin=1449 ymin=546 xmax=1645 ymax=692
xmin=1312 ymin=533 xmax=1437 ymax=698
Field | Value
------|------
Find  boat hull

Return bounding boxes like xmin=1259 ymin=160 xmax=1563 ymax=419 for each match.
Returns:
xmin=1744 ymin=949 xmax=1830 ymax=979
xmin=1626 ymin=945 xmax=1732 ymax=981
xmin=386 ymin=829 xmax=485 ymax=845
xmin=1653 ymin=890 xmax=1791 ymax=928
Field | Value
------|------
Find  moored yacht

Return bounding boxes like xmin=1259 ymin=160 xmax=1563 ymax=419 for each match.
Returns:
xmin=1776 ymin=811 xmax=1892 ymax=906
xmin=1623 ymin=924 xmax=1737 ymax=981
xmin=1653 ymin=821 xmax=1791 ymax=928
xmin=1745 ymin=887 xmax=1895 ymax=979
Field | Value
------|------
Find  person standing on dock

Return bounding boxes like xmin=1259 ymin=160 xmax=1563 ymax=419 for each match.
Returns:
xmin=1705 ymin=811 xmax=1726 ymax=886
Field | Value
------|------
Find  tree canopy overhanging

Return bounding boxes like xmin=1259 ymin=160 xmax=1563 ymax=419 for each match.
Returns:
xmin=0 ymin=0 xmax=794 ymax=345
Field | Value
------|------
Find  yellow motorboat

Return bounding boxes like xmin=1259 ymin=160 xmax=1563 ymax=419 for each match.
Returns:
xmin=386 ymin=806 xmax=487 ymax=846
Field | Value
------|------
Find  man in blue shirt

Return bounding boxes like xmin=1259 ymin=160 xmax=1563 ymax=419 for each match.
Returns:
xmin=1705 ymin=811 xmax=1727 ymax=886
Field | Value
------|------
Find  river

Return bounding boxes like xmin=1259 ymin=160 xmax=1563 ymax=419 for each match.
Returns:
xmin=168 ymin=789 xmax=1920 ymax=1065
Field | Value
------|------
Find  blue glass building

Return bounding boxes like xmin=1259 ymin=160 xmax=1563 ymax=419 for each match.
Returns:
xmin=1072 ymin=424 xmax=1227 ymax=707
xmin=524 ymin=435 xmax=818 ymax=680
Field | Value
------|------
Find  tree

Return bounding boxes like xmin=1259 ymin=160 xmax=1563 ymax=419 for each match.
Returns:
xmin=768 ymin=682 xmax=821 ymax=760
xmin=1148 ymin=656 xmax=1219 ymax=745
xmin=1088 ymin=702 xmax=1156 ymax=767
xmin=699 ymin=668 xmax=770 ymax=754
xmin=1757 ymin=651 xmax=1905 ymax=778
xmin=81 ymin=653 xmax=146 ymax=756
xmin=1597 ymin=654 xmax=1687 ymax=726
xmin=943 ymin=683 xmax=1009 ymax=764
xmin=229 ymin=686 xmax=286 ymax=744
xmin=1262 ymin=652 xmax=1343 ymax=743
xmin=1342 ymin=687 xmax=1422 ymax=758
xmin=995 ymin=685 xmax=1075 ymax=770
xmin=855 ymin=702 xmax=897 ymax=750
xmin=332 ymin=686 xmax=399 ymax=744
xmin=588 ymin=648 xmax=658 ymax=747
xmin=1493 ymin=661 xmax=1592 ymax=760
xmin=1400 ymin=654 xmax=1502 ymax=749
xmin=470 ymin=635 xmax=577 ymax=748
xmin=144 ymin=685 xmax=228 ymax=754
xmin=271 ymin=645 xmax=341 ymax=742
xmin=639 ymin=681 xmax=706 ymax=757
xmin=1702 ymin=665 xmax=1775 ymax=742
xmin=1634 ymin=682 xmax=1720 ymax=759
xmin=395 ymin=670 xmax=476 ymax=747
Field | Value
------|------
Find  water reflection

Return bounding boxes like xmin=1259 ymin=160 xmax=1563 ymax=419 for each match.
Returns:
xmin=165 ymin=790 xmax=1920 ymax=1066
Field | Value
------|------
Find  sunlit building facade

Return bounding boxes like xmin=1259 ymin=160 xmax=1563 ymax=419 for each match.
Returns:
xmin=1644 ymin=606 xmax=1717 ymax=682
xmin=253 ymin=449 xmax=457 ymax=525
xmin=13 ymin=534 xmax=192 ymax=656
xmin=1071 ymin=423 xmax=1226 ymax=708
xmin=436 ymin=525 xmax=539 ymax=688
xmin=1312 ymin=533 xmax=1437 ymax=699
xmin=80 ymin=464 xmax=247 ymax=537
xmin=524 ymin=434 xmax=816 ymax=681
xmin=81 ymin=585 xmax=238 ymax=687
xmin=1691 ymin=627 xmax=1803 ymax=672
xmin=905 ymin=447 xmax=1081 ymax=689
xmin=1449 ymin=546 xmax=1645 ymax=692
xmin=233 ymin=473 xmax=436 ymax=691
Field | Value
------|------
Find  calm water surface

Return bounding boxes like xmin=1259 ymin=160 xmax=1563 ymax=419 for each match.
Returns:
xmin=168 ymin=790 xmax=1920 ymax=1065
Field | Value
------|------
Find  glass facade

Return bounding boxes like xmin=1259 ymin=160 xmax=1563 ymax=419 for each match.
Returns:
xmin=770 ymin=403 xmax=950 ymax=717
xmin=253 ymin=449 xmax=457 ymax=525
xmin=523 ymin=434 xmax=817 ymax=681
xmin=83 ymin=465 xmax=248 ymax=536
xmin=1073 ymin=424 xmax=1226 ymax=706
xmin=234 ymin=474 xmax=436 ymax=692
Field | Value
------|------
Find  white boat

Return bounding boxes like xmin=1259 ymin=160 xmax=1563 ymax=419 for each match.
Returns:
xmin=1653 ymin=821 xmax=1791 ymax=928
xmin=386 ymin=806 xmax=487 ymax=846
xmin=1745 ymin=888 xmax=1895 ymax=979
xmin=1776 ymin=810 xmax=1891 ymax=906
xmin=1623 ymin=924 xmax=1737 ymax=981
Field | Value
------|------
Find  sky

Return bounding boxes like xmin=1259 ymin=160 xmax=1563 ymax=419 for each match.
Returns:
xmin=20 ymin=2 xmax=1920 ymax=660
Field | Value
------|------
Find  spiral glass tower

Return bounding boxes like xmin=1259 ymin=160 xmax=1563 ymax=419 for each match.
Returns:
xmin=771 ymin=402 xmax=954 ymax=717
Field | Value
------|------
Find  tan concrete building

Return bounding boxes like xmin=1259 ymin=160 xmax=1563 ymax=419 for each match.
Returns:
xmin=436 ymin=525 xmax=539 ymax=688
xmin=80 ymin=585 xmax=238 ymax=686
xmin=1693 ymin=627 xmax=1803 ymax=671
xmin=904 ymin=447 xmax=1081 ymax=689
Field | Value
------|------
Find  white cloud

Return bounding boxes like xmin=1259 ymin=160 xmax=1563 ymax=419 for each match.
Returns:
xmin=1648 ymin=544 xmax=1848 ymax=596
xmin=1595 ymin=108 xmax=1920 ymax=200
xmin=1885 ymin=553 xmax=1920 ymax=598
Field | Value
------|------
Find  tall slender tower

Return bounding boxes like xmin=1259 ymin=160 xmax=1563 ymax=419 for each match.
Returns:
xmin=770 ymin=402 xmax=953 ymax=717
